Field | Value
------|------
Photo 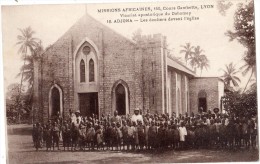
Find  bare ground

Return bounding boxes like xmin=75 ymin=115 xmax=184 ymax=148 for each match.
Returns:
xmin=7 ymin=124 xmax=259 ymax=164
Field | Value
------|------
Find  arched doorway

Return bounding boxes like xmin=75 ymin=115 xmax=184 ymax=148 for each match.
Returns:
xmin=49 ymin=84 xmax=63 ymax=119
xmin=198 ymin=90 xmax=207 ymax=112
xmin=51 ymin=87 xmax=60 ymax=116
xmin=112 ymin=80 xmax=130 ymax=115
xmin=116 ymin=84 xmax=126 ymax=115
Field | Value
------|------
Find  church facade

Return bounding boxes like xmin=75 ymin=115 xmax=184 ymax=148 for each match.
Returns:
xmin=33 ymin=13 xmax=224 ymax=122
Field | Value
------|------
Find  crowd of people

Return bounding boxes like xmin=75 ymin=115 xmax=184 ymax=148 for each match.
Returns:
xmin=32 ymin=108 xmax=258 ymax=151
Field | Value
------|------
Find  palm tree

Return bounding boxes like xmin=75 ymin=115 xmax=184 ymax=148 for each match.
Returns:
xmin=16 ymin=26 xmax=39 ymax=123
xmin=180 ymin=43 xmax=194 ymax=65
xmin=17 ymin=55 xmax=34 ymax=88
xmin=189 ymin=46 xmax=207 ymax=74
xmin=199 ymin=56 xmax=210 ymax=76
xmin=240 ymin=60 xmax=256 ymax=93
xmin=221 ymin=62 xmax=241 ymax=87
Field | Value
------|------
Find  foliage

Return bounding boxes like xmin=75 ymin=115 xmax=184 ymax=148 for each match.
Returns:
xmin=14 ymin=26 xmax=42 ymax=124
xmin=226 ymin=1 xmax=255 ymax=64
xmin=217 ymin=0 xmax=233 ymax=16
xmin=16 ymin=26 xmax=40 ymax=57
xmin=221 ymin=62 xmax=241 ymax=87
xmin=224 ymin=84 xmax=257 ymax=117
xmin=17 ymin=43 xmax=44 ymax=88
xmin=225 ymin=0 xmax=255 ymax=92
xmin=189 ymin=46 xmax=209 ymax=75
xmin=6 ymin=83 xmax=31 ymax=124
xmin=180 ymin=43 xmax=194 ymax=65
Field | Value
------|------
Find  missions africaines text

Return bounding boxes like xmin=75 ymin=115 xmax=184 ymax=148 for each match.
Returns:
xmin=97 ymin=6 xmax=199 ymax=13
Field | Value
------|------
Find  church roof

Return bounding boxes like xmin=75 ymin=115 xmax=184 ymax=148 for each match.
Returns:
xmin=167 ymin=57 xmax=196 ymax=76
xmin=41 ymin=11 xmax=137 ymax=58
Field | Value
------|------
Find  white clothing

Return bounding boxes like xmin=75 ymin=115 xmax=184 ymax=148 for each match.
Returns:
xmin=179 ymin=126 xmax=187 ymax=142
xmin=131 ymin=114 xmax=143 ymax=124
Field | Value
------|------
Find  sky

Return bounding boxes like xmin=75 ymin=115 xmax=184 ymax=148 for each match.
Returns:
xmin=1 ymin=0 xmax=254 ymax=92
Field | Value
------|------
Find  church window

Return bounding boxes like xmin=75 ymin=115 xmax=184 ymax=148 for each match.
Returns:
xmin=89 ymin=59 xmax=95 ymax=82
xmin=80 ymin=59 xmax=85 ymax=82
xmin=82 ymin=46 xmax=91 ymax=56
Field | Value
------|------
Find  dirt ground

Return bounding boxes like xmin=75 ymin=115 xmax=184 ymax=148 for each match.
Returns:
xmin=7 ymin=124 xmax=259 ymax=164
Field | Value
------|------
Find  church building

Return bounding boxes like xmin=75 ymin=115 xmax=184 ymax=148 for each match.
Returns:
xmin=33 ymin=12 xmax=224 ymax=122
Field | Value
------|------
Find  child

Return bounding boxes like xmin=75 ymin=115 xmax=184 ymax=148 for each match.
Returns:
xmin=127 ymin=121 xmax=135 ymax=150
xmin=121 ymin=120 xmax=129 ymax=150
xmin=116 ymin=122 xmax=123 ymax=150
xmin=86 ymin=122 xmax=96 ymax=150
xmin=71 ymin=122 xmax=79 ymax=151
xmin=148 ymin=121 xmax=157 ymax=149
xmin=78 ymin=123 xmax=86 ymax=150
xmin=52 ymin=122 xmax=60 ymax=150
xmin=96 ymin=125 xmax=104 ymax=150
xmin=144 ymin=121 xmax=150 ymax=149
xmin=137 ymin=120 xmax=145 ymax=150
xmin=34 ymin=123 xmax=42 ymax=151
xmin=179 ymin=122 xmax=187 ymax=150
xmin=45 ymin=124 xmax=52 ymax=151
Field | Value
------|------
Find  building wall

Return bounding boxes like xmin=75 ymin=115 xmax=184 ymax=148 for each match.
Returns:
xmin=137 ymin=34 xmax=166 ymax=114
xmin=166 ymin=67 xmax=190 ymax=116
xmin=33 ymin=13 xmax=224 ymax=122
xmin=34 ymin=14 xmax=166 ymax=122
xmin=218 ymin=80 xmax=225 ymax=113
xmin=189 ymin=77 xmax=224 ymax=114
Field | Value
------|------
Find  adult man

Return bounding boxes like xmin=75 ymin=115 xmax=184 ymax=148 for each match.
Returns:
xmin=131 ymin=108 xmax=143 ymax=124
xmin=110 ymin=110 xmax=122 ymax=126
xmin=73 ymin=110 xmax=82 ymax=126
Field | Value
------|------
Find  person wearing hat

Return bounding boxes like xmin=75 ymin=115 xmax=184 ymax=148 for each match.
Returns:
xmin=131 ymin=108 xmax=143 ymax=125
xmin=72 ymin=110 xmax=82 ymax=125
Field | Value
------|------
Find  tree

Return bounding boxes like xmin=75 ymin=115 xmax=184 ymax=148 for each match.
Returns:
xmin=180 ymin=43 xmax=194 ymax=65
xmin=199 ymin=56 xmax=210 ymax=76
xmin=16 ymin=27 xmax=40 ymax=106
xmin=217 ymin=0 xmax=233 ymax=16
xmin=17 ymin=43 xmax=43 ymax=88
xmin=240 ymin=55 xmax=256 ymax=93
xmin=225 ymin=0 xmax=255 ymax=92
xmin=221 ymin=62 xmax=241 ymax=87
xmin=224 ymin=85 xmax=257 ymax=117
xmin=189 ymin=46 xmax=209 ymax=74
xmin=6 ymin=83 xmax=25 ymax=124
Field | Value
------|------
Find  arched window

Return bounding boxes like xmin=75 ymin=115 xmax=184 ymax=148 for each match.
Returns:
xmin=89 ymin=59 xmax=95 ymax=82
xmin=80 ymin=59 xmax=85 ymax=82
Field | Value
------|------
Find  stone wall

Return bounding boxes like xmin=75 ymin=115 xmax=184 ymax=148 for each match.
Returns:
xmin=189 ymin=77 xmax=224 ymax=114
xmin=34 ymin=13 xmax=167 ymax=122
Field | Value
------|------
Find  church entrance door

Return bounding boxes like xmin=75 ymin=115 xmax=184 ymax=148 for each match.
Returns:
xmin=115 ymin=84 xmax=126 ymax=115
xmin=79 ymin=93 xmax=98 ymax=117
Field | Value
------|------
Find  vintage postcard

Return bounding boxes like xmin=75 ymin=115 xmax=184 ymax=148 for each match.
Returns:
xmin=1 ymin=0 xmax=258 ymax=163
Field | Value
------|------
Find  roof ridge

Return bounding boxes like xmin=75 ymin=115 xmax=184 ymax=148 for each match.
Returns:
xmin=85 ymin=13 xmax=136 ymax=45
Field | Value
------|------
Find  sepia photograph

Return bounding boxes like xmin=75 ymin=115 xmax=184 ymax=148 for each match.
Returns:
xmin=1 ymin=0 xmax=259 ymax=163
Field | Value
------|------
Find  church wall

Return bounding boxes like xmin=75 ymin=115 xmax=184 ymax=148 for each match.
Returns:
xmin=36 ymin=14 xmax=144 ymax=121
xmin=137 ymin=34 xmax=166 ymax=115
xmin=189 ymin=77 xmax=223 ymax=114
xmin=34 ymin=13 xmax=190 ymax=121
